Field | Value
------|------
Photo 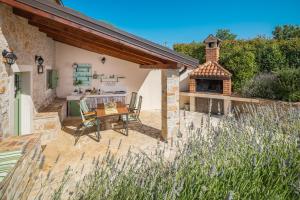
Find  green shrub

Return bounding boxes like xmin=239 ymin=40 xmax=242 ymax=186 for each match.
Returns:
xmin=219 ymin=41 xmax=258 ymax=91
xmin=275 ymin=68 xmax=300 ymax=102
xmin=173 ymin=42 xmax=205 ymax=63
xmin=241 ymin=72 xmax=278 ymax=99
xmin=61 ymin=106 xmax=300 ymax=200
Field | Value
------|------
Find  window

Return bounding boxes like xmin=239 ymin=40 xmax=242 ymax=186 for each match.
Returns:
xmin=46 ymin=70 xmax=58 ymax=89
xmin=73 ymin=64 xmax=92 ymax=86
xmin=47 ymin=70 xmax=53 ymax=89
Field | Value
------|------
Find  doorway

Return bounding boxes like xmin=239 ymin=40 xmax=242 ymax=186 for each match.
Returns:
xmin=14 ymin=73 xmax=21 ymax=135
xmin=14 ymin=72 xmax=32 ymax=135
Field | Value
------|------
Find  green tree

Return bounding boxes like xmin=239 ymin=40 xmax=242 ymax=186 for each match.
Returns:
xmin=275 ymin=68 xmax=300 ymax=102
xmin=173 ymin=41 xmax=205 ymax=63
xmin=272 ymin=25 xmax=300 ymax=40
xmin=219 ymin=41 xmax=258 ymax=91
xmin=215 ymin=29 xmax=237 ymax=40
xmin=279 ymin=39 xmax=300 ymax=68
xmin=252 ymin=38 xmax=286 ymax=72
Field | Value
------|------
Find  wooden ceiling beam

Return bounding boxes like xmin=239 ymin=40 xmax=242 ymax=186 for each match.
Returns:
xmin=48 ymin=34 xmax=151 ymax=65
xmin=29 ymin=21 xmax=163 ymax=65
xmin=140 ymin=64 xmax=177 ymax=69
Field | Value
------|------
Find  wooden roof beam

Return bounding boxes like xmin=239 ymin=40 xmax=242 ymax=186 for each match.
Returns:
xmin=48 ymin=33 xmax=152 ymax=65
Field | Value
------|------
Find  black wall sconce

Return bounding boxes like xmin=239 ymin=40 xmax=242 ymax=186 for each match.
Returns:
xmin=35 ymin=55 xmax=44 ymax=74
xmin=101 ymin=56 xmax=106 ymax=64
xmin=2 ymin=49 xmax=17 ymax=65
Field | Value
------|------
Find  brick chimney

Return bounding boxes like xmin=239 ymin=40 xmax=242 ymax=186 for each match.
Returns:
xmin=204 ymin=35 xmax=221 ymax=62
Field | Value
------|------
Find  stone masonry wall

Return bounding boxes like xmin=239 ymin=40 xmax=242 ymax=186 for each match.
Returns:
xmin=161 ymin=69 xmax=180 ymax=140
xmin=0 ymin=4 xmax=55 ymax=137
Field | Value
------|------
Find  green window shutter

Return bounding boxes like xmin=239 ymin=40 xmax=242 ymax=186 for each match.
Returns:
xmin=51 ymin=70 xmax=59 ymax=89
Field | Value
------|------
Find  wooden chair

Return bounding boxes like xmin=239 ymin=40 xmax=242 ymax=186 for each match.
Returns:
xmin=122 ymin=96 xmax=143 ymax=131
xmin=79 ymin=98 xmax=97 ymax=117
xmin=127 ymin=92 xmax=137 ymax=113
xmin=75 ymin=99 xmax=100 ymax=144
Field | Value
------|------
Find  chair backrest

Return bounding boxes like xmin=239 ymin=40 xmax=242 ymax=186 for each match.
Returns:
xmin=128 ymin=92 xmax=137 ymax=111
xmin=136 ymin=96 xmax=142 ymax=117
xmin=80 ymin=98 xmax=90 ymax=113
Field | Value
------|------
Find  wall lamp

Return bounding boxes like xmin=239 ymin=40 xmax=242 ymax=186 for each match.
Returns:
xmin=101 ymin=56 xmax=106 ymax=64
xmin=35 ymin=55 xmax=44 ymax=74
xmin=2 ymin=49 xmax=17 ymax=65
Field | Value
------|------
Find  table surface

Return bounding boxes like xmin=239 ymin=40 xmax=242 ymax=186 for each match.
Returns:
xmin=96 ymin=102 xmax=129 ymax=117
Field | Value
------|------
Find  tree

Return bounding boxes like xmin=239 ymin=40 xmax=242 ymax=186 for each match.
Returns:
xmin=272 ymin=25 xmax=300 ymax=40
xmin=173 ymin=42 xmax=206 ymax=63
xmin=215 ymin=29 xmax=237 ymax=40
xmin=253 ymin=38 xmax=286 ymax=72
xmin=219 ymin=41 xmax=258 ymax=91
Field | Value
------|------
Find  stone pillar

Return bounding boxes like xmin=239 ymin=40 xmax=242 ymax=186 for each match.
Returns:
xmin=161 ymin=68 xmax=180 ymax=141
xmin=223 ymin=99 xmax=232 ymax=115
xmin=190 ymin=96 xmax=196 ymax=112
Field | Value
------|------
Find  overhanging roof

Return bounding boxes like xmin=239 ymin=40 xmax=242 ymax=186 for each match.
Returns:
xmin=1 ymin=0 xmax=199 ymax=69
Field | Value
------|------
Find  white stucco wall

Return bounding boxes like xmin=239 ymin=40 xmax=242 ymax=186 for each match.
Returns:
xmin=55 ymin=42 xmax=162 ymax=110
xmin=180 ymin=69 xmax=192 ymax=92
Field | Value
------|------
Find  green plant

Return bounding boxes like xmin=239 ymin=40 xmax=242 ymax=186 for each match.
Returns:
xmin=73 ymin=80 xmax=82 ymax=86
xmin=275 ymin=68 xmax=300 ymax=102
xmin=51 ymin=105 xmax=300 ymax=200
xmin=241 ymin=72 xmax=278 ymax=99
xmin=216 ymin=29 xmax=237 ymax=40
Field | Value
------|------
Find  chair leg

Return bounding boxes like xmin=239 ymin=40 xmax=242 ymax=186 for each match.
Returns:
xmin=75 ymin=123 xmax=84 ymax=145
xmin=137 ymin=118 xmax=144 ymax=133
xmin=96 ymin=118 xmax=100 ymax=141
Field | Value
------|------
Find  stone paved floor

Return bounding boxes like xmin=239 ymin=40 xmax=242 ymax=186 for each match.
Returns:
xmin=28 ymin=110 xmax=163 ymax=199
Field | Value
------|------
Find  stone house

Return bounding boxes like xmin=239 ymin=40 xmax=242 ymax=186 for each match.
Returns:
xmin=0 ymin=0 xmax=198 ymax=140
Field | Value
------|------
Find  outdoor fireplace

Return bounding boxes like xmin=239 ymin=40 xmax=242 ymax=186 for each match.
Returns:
xmin=196 ymin=79 xmax=223 ymax=93
xmin=189 ymin=35 xmax=232 ymax=96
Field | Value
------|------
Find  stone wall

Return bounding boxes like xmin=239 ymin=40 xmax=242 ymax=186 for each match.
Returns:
xmin=161 ymin=69 xmax=180 ymax=140
xmin=195 ymin=97 xmax=224 ymax=115
xmin=0 ymin=4 xmax=55 ymax=137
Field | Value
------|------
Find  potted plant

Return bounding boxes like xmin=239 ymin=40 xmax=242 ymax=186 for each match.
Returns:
xmin=73 ymin=79 xmax=82 ymax=94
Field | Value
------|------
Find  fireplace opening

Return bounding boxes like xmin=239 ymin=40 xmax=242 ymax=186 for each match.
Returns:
xmin=196 ymin=79 xmax=223 ymax=93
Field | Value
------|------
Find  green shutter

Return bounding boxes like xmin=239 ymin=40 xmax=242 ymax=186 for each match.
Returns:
xmin=51 ymin=70 xmax=58 ymax=89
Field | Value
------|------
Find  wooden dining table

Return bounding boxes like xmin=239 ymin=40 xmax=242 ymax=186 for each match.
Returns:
xmin=95 ymin=102 xmax=129 ymax=135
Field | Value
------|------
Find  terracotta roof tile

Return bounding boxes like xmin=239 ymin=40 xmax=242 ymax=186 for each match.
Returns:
xmin=189 ymin=61 xmax=232 ymax=79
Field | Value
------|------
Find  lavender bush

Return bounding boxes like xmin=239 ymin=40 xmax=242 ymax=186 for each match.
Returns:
xmin=54 ymin=105 xmax=300 ymax=200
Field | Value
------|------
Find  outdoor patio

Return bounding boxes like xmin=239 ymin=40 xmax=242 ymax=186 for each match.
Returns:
xmin=27 ymin=110 xmax=162 ymax=198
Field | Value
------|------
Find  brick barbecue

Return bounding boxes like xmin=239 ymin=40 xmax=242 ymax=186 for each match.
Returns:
xmin=189 ymin=35 xmax=232 ymax=96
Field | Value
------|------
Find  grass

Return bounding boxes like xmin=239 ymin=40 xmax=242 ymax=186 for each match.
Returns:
xmin=51 ymin=105 xmax=300 ymax=200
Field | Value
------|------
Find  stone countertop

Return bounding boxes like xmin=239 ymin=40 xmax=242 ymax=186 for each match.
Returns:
xmin=85 ymin=93 xmax=127 ymax=98
xmin=67 ymin=93 xmax=127 ymax=101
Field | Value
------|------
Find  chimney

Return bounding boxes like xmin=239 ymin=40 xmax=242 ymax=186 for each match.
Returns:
xmin=204 ymin=35 xmax=221 ymax=62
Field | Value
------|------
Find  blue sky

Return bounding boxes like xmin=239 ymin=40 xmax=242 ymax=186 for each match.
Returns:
xmin=63 ymin=0 xmax=300 ymax=47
